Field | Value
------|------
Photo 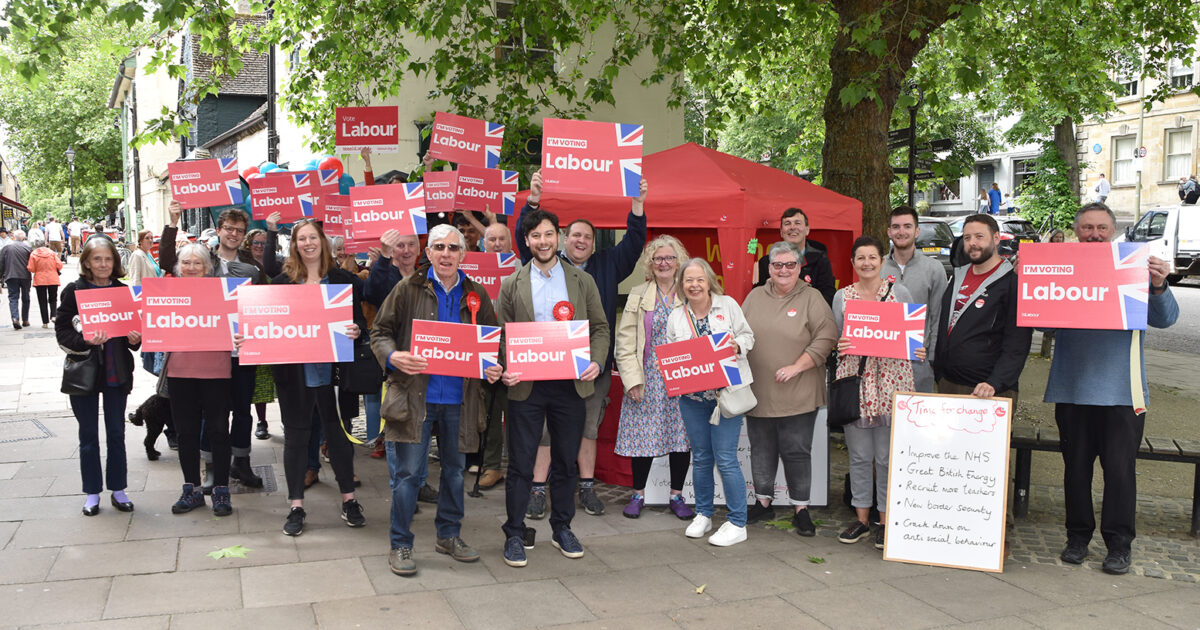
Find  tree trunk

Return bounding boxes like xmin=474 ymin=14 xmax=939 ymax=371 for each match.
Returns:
xmin=1054 ymin=116 xmax=1079 ymax=199
xmin=821 ymin=1 xmax=957 ymax=242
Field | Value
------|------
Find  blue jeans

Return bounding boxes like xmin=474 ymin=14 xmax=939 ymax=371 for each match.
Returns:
xmin=386 ymin=403 xmax=465 ymax=549
xmin=70 ymin=386 xmax=129 ymax=494
xmin=679 ymin=396 xmax=747 ymax=527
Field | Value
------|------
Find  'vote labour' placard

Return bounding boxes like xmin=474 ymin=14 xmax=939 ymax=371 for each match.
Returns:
xmin=428 ymin=111 xmax=505 ymax=168
xmin=504 ymin=320 xmax=591 ymax=381
xmin=167 ymin=158 xmax=243 ymax=209
xmin=655 ymin=333 xmax=742 ymax=397
xmin=1017 ymin=242 xmax=1149 ymax=330
xmin=842 ymin=300 xmax=926 ymax=361
xmin=459 ymin=252 xmax=519 ymax=300
xmin=248 ymin=172 xmax=314 ymax=222
xmin=77 ymin=286 xmax=142 ymax=339
xmin=349 ymin=182 xmax=427 ymax=241
xmin=409 ymin=319 xmax=501 ymax=379
xmin=140 ymin=277 xmax=249 ymax=352
xmin=335 ymin=106 xmax=400 ymax=154
xmin=540 ymin=118 xmax=642 ymax=197
xmin=236 ymin=284 xmax=355 ymax=365
xmin=453 ymin=165 xmax=519 ymax=215
xmin=422 ymin=170 xmax=458 ymax=215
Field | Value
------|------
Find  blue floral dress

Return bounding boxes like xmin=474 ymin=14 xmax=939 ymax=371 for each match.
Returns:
xmin=615 ymin=298 xmax=689 ymax=457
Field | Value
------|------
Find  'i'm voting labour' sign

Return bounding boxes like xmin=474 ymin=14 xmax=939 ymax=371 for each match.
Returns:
xmin=842 ymin=300 xmax=926 ymax=361
xmin=540 ymin=118 xmax=642 ymax=197
xmin=236 ymin=284 xmax=355 ymax=365
xmin=140 ymin=277 xmax=249 ymax=352
xmin=428 ymin=111 xmax=505 ymax=168
xmin=348 ymin=182 xmax=428 ymax=241
xmin=504 ymin=320 xmax=591 ymax=381
xmin=167 ymin=158 xmax=243 ymax=209
xmin=1017 ymin=242 xmax=1149 ymax=330
xmin=77 ymin=286 xmax=142 ymax=339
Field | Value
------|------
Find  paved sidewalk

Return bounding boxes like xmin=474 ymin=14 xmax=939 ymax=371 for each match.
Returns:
xmin=0 ymin=260 xmax=1197 ymax=628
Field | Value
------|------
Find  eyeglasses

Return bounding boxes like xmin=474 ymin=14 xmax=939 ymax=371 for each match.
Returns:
xmin=251 ymin=241 xmax=266 ymax=248
xmin=770 ymin=261 xmax=799 ymax=270
xmin=429 ymin=243 xmax=463 ymax=252
xmin=652 ymin=255 xmax=678 ymax=265
xmin=220 ymin=226 xmax=246 ymax=235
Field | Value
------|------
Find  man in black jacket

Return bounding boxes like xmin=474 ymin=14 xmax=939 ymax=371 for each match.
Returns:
xmin=932 ymin=213 xmax=1032 ymax=400
xmin=753 ymin=208 xmax=836 ymax=305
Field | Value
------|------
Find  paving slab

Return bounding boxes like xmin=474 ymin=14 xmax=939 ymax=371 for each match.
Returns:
xmin=313 ymin=591 xmax=465 ymax=629
xmin=122 ymin=493 xmax=242 ymax=541
xmin=0 ymin=577 xmax=112 ymax=626
xmin=8 ymin=515 xmax=131 ymax=549
xmin=1019 ymin=600 xmax=1177 ymax=630
xmin=994 ymin=559 xmax=1178 ymax=606
xmin=583 ymin=529 xmax=715 ymax=570
xmin=443 ymin=578 xmax=595 ymax=630
xmin=0 ymin=495 xmax=94 ymax=521
xmin=176 ymin=531 xmax=299 ymax=571
xmin=105 ymin=568 xmax=241 ymax=618
xmin=240 ymin=558 xmax=374 ymax=608
xmin=25 ymin=615 xmax=170 ymax=630
xmin=773 ymin=543 xmax=940 ymax=586
xmin=0 ymin=546 xmax=59 ymax=584
xmin=543 ymin=612 xmax=682 ymax=629
xmin=360 ymin=548 xmax=496 ymax=593
xmin=561 ymin=564 xmax=716 ymax=617
xmin=48 ymin=537 xmax=177 ymax=580
xmin=0 ymin=476 xmax=54 ymax=498
xmin=0 ymin=520 xmax=18 ymax=547
xmin=783 ymin=581 xmax=958 ymax=630
xmin=290 ymin=522 xmax=381 ymax=562
xmin=887 ymin=569 xmax=1059 ymax=623
xmin=669 ymin=552 xmax=825 ymax=602
xmin=669 ymin=595 xmax=827 ymax=629
xmin=168 ymin=603 xmax=317 ymax=630
xmin=1115 ymin=585 xmax=1200 ymax=629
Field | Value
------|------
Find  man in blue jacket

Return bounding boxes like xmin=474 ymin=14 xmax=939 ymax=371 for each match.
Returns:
xmin=1048 ymin=202 xmax=1179 ymax=576
xmin=515 ymin=170 xmax=647 ymax=517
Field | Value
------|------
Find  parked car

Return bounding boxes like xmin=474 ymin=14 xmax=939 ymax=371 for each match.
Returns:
xmin=1117 ymin=204 xmax=1200 ymax=284
xmin=917 ymin=217 xmax=954 ymax=277
xmin=946 ymin=215 xmax=1040 ymax=259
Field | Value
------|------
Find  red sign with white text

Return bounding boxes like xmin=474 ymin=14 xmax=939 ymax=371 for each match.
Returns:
xmin=454 ymin=165 xmax=519 ymax=215
xmin=459 ymin=252 xmax=519 ymax=300
xmin=140 ymin=277 xmax=249 ymax=351
xmin=338 ymin=214 xmax=374 ymax=254
xmin=410 ymin=319 xmax=501 ymax=379
xmin=316 ymin=193 xmax=348 ymax=228
xmin=77 ymin=286 xmax=142 ymax=339
xmin=504 ymin=320 xmax=591 ymax=381
xmin=428 ymin=111 xmax=506 ymax=168
xmin=349 ymin=182 xmax=428 ymax=241
xmin=1017 ymin=242 xmax=1149 ymax=330
xmin=313 ymin=169 xmax=340 ymax=203
xmin=656 ymin=333 xmax=741 ymax=397
xmin=842 ymin=300 xmax=927 ymax=361
xmin=237 ymin=284 xmax=355 ymax=365
xmin=248 ymin=172 xmax=314 ymax=222
xmin=541 ymin=118 xmax=643 ymax=197
xmin=335 ymin=106 xmax=400 ymax=153
xmin=423 ymin=170 xmax=458 ymax=214
xmin=167 ymin=158 xmax=243 ymax=209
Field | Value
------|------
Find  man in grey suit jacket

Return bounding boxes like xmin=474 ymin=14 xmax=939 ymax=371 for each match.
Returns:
xmin=496 ymin=207 xmax=609 ymax=568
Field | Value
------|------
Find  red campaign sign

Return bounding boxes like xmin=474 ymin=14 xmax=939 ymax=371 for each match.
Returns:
xmin=423 ymin=170 xmax=458 ymax=215
xmin=504 ymin=320 xmax=591 ymax=381
xmin=237 ymin=284 xmax=355 ymax=365
xmin=842 ymin=300 xmax=927 ymax=361
xmin=1017 ymin=242 xmax=1149 ymax=330
xmin=335 ymin=106 xmax=400 ymax=153
xmin=313 ymin=169 xmax=340 ymax=204
xmin=656 ymin=333 xmax=742 ymax=397
xmin=316 ymin=193 xmax=348 ymax=228
xmin=248 ymin=172 xmax=315 ymax=222
xmin=428 ymin=111 xmax=505 ymax=168
xmin=338 ymin=214 xmax=374 ymax=254
xmin=140 ymin=277 xmax=249 ymax=352
xmin=167 ymin=158 xmax=243 ymax=209
xmin=77 ymin=286 xmax=142 ymax=339
xmin=348 ymin=182 xmax=428 ymax=241
xmin=540 ymin=118 xmax=643 ymax=197
xmin=459 ymin=252 xmax=519 ymax=300
xmin=453 ymin=165 xmax=519 ymax=215
xmin=410 ymin=319 xmax=501 ymax=379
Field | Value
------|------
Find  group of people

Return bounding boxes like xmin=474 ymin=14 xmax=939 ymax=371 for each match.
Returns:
xmin=51 ymin=156 xmax=1177 ymax=578
xmin=1 ymin=225 xmax=65 ymax=330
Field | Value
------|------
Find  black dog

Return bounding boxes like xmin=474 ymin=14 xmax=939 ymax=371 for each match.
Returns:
xmin=127 ymin=394 xmax=175 ymax=460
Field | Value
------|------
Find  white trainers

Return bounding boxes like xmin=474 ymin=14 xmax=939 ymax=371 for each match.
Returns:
xmin=685 ymin=514 xmax=712 ymax=538
xmin=708 ymin=521 xmax=747 ymax=547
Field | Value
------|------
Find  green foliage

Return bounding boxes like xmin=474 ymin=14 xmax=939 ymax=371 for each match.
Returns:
xmin=1014 ymin=141 xmax=1076 ymax=234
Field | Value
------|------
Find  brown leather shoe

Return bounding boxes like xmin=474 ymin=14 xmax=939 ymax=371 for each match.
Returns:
xmin=304 ymin=469 xmax=319 ymax=488
xmin=478 ymin=469 xmax=504 ymax=489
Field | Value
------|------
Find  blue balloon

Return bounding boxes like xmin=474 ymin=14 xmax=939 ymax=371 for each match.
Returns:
xmin=259 ymin=161 xmax=277 ymax=172
xmin=303 ymin=159 xmax=319 ymax=171
xmin=338 ymin=173 xmax=356 ymax=195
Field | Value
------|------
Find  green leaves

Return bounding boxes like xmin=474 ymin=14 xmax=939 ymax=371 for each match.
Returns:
xmin=207 ymin=545 xmax=252 ymax=560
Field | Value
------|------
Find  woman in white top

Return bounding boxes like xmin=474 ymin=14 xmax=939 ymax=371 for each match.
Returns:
xmin=126 ymin=230 xmax=161 ymax=285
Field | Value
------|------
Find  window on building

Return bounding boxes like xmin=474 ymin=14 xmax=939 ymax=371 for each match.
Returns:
xmin=1165 ymin=128 xmax=1193 ymax=180
xmin=496 ymin=1 xmax=553 ymax=63
xmin=1112 ymin=135 xmax=1137 ymax=184
xmin=1012 ymin=158 xmax=1037 ymax=193
xmin=1116 ymin=74 xmax=1138 ymax=98
xmin=1170 ymin=60 xmax=1194 ymax=90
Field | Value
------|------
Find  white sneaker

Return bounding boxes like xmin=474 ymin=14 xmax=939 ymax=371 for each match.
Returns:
xmin=708 ymin=521 xmax=747 ymax=547
xmin=685 ymin=514 xmax=712 ymax=538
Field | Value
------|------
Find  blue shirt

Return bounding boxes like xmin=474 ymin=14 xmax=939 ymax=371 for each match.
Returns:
xmin=530 ymin=258 xmax=569 ymax=322
xmin=303 ymin=274 xmax=336 ymax=387
xmin=425 ymin=268 xmax=465 ymax=405
xmin=988 ymin=189 xmax=1002 ymax=214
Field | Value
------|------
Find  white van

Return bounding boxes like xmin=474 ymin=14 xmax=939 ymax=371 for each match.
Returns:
xmin=1119 ymin=204 xmax=1200 ymax=284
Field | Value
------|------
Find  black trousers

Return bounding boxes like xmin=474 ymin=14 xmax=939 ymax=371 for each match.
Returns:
xmin=34 ymin=285 xmax=57 ymax=325
xmin=278 ymin=382 xmax=355 ymax=500
xmin=631 ymin=452 xmax=691 ymax=492
xmin=167 ymin=377 xmax=232 ymax=486
xmin=1055 ymin=403 xmax=1144 ymax=553
xmin=504 ymin=380 xmax=585 ymax=538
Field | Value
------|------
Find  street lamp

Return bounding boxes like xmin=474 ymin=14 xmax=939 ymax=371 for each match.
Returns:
xmin=64 ymin=147 xmax=76 ymax=217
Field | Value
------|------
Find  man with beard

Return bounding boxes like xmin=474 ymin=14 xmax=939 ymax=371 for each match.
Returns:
xmin=932 ymin=213 xmax=1032 ymax=401
xmin=881 ymin=206 xmax=946 ymax=392
xmin=1048 ymin=203 xmax=1178 ymax=575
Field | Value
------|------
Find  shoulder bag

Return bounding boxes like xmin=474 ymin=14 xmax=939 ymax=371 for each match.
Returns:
xmin=827 ymin=282 xmax=894 ymax=427
xmin=61 ymin=348 xmax=101 ymax=396
xmin=686 ymin=304 xmax=757 ymax=418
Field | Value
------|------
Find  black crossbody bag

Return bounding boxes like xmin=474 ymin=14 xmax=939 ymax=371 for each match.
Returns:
xmin=827 ymin=282 xmax=893 ymax=427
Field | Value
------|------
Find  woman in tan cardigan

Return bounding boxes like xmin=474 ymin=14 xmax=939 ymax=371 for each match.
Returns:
xmin=613 ymin=235 xmax=694 ymax=520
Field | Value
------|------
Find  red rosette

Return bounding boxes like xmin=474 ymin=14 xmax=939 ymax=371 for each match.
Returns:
xmin=553 ymin=300 xmax=575 ymax=321
xmin=466 ymin=292 xmax=481 ymax=325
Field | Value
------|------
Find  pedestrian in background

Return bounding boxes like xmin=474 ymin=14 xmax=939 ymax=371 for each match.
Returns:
xmin=57 ymin=237 xmax=139 ymax=516
xmin=126 ymin=230 xmax=161 ymax=286
xmin=988 ymin=183 xmax=1002 ymax=215
xmin=26 ymin=238 xmax=62 ymax=328
xmin=1094 ymin=173 xmax=1111 ymax=204
xmin=1 ymin=229 xmax=32 ymax=329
